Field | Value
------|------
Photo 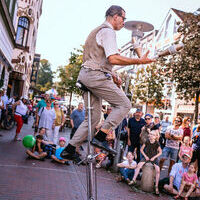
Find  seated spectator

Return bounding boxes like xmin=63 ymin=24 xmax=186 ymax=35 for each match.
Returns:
xmin=174 ymin=163 xmax=198 ymax=200
xmin=26 ymin=135 xmax=47 ymax=161
xmin=161 ymin=153 xmax=191 ymax=195
xmin=95 ymin=128 xmax=115 ymax=169
xmin=116 ymin=152 xmax=137 ymax=184
xmin=51 ymin=137 xmax=69 ymax=165
xmin=129 ymin=130 xmax=162 ymax=195
xmin=37 ymin=127 xmax=54 ymax=145
xmin=178 ymin=136 xmax=193 ymax=162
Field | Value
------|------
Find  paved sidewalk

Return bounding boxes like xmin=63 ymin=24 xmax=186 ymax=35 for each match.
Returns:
xmin=0 ymin=117 xmax=171 ymax=200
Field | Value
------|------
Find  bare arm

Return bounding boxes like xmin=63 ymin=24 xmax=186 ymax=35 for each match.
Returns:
xmin=171 ymin=134 xmax=183 ymax=141
xmin=70 ymin=119 xmax=74 ymax=128
xmin=117 ymin=162 xmax=137 ymax=169
xmin=140 ymin=143 xmax=149 ymax=160
xmin=151 ymin=146 xmax=162 ymax=161
xmin=12 ymin=100 xmax=20 ymax=114
xmin=127 ymin=128 xmax=131 ymax=146
xmin=111 ymin=51 xmax=155 ymax=71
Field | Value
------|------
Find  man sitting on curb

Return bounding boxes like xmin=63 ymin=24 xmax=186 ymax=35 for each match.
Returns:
xmin=159 ymin=153 xmax=200 ymax=198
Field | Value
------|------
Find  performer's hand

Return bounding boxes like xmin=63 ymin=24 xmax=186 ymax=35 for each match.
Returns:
xmin=112 ymin=74 xmax=122 ymax=88
xmin=139 ymin=50 xmax=156 ymax=64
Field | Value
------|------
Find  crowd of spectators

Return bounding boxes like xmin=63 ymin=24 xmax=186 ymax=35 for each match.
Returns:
xmin=1 ymin=90 xmax=200 ymax=199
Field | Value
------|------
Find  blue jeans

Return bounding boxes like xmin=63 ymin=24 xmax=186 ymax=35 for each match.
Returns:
xmin=119 ymin=168 xmax=135 ymax=180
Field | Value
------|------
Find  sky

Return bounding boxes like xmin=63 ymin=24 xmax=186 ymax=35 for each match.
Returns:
xmin=35 ymin=0 xmax=200 ymax=72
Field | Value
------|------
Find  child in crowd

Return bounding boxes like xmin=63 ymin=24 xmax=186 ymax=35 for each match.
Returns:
xmin=37 ymin=127 xmax=53 ymax=145
xmin=95 ymin=129 xmax=115 ymax=169
xmin=116 ymin=152 xmax=137 ymax=184
xmin=26 ymin=135 xmax=47 ymax=161
xmin=51 ymin=137 xmax=69 ymax=165
xmin=129 ymin=129 xmax=162 ymax=195
xmin=179 ymin=136 xmax=193 ymax=161
xmin=175 ymin=163 xmax=198 ymax=200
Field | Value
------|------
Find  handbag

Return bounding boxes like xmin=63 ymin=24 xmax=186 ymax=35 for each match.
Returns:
xmin=22 ymin=114 xmax=29 ymax=124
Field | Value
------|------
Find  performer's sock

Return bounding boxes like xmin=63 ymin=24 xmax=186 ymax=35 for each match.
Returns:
xmin=65 ymin=143 xmax=76 ymax=154
xmin=94 ymin=130 xmax=107 ymax=142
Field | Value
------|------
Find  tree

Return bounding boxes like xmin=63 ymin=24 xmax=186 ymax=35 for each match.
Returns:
xmin=57 ymin=47 xmax=83 ymax=106
xmin=159 ymin=12 xmax=200 ymax=123
xmin=36 ymin=59 xmax=54 ymax=92
xmin=131 ymin=63 xmax=165 ymax=111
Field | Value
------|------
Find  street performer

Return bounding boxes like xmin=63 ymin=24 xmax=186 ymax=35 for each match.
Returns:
xmin=61 ymin=5 xmax=155 ymax=161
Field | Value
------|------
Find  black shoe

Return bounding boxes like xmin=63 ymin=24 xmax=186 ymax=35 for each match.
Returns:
xmin=91 ymin=138 xmax=117 ymax=155
xmin=73 ymin=154 xmax=86 ymax=165
xmin=60 ymin=150 xmax=75 ymax=160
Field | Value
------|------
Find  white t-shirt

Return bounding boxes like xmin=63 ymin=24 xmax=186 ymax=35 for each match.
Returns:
xmin=121 ymin=160 xmax=137 ymax=168
xmin=165 ymin=126 xmax=183 ymax=149
xmin=15 ymin=100 xmax=28 ymax=116
xmin=38 ymin=107 xmax=56 ymax=130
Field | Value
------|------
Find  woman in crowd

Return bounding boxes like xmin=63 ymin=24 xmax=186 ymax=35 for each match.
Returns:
xmin=159 ymin=116 xmax=183 ymax=175
xmin=154 ymin=114 xmax=162 ymax=132
xmin=53 ymin=101 xmax=65 ymax=144
xmin=13 ymin=96 xmax=28 ymax=141
xmin=140 ymin=113 xmax=155 ymax=145
xmin=35 ymin=98 xmax=56 ymax=142
xmin=182 ymin=117 xmax=192 ymax=139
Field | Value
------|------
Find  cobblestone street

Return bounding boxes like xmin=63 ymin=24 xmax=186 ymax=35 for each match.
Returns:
xmin=0 ymin=117 xmax=172 ymax=200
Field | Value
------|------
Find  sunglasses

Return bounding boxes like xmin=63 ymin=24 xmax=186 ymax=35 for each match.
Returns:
xmin=145 ymin=118 xmax=151 ymax=120
xmin=175 ymin=120 xmax=181 ymax=122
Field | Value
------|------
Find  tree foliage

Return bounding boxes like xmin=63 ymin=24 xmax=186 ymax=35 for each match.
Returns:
xmin=159 ymin=12 xmax=200 ymax=122
xmin=36 ymin=59 xmax=54 ymax=92
xmin=57 ymin=47 xmax=83 ymax=96
xmin=131 ymin=63 xmax=165 ymax=108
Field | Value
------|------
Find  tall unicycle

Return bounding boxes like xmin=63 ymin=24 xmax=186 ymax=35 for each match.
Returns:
xmin=76 ymin=81 xmax=97 ymax=200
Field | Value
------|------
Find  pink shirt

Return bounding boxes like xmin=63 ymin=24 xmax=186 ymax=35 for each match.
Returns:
xmin=183 ymin=172 xmax=198 ymax=184
xmin=180 ymin=145 xmax=193 ymax=158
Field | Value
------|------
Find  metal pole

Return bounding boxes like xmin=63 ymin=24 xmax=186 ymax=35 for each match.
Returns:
xmin=87 ymin=91 xmax=96 ymax=200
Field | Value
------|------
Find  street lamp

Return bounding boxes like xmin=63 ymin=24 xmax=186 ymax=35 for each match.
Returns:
xmin=112 ymin=21 xmax=154 ymax=172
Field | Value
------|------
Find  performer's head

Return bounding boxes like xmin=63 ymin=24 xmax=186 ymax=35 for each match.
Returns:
xmin=105 ymin=5 xmax=126 ymax=31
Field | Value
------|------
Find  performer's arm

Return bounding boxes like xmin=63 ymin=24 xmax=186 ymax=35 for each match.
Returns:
xmin=109 ymin=50 xmax=155 ymax=67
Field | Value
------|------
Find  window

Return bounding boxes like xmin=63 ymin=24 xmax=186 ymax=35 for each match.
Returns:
xmin=16 ymin=17 xmax=30 ymax=47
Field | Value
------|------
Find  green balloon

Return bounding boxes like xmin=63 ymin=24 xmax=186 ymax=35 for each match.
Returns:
xmin=22 ymin=135 xmax=36 ymax=148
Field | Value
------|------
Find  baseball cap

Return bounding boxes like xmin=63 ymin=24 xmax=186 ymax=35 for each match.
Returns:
xmin=135 ymin=108 xmax=142 ymax=113
xmin=182 ymin=153 xmax=191 ymax=159
xmin=59 ymin=137 xmax=66 ymax=142
xmin=145 ymin=114 xmax=153 ymax=118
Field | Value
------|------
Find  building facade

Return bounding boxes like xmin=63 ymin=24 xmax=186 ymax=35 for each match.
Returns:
xmin=0 ymin=0 xmax=17 ymax=90
xmin=8 ymin=0 xmax=43 ymax=97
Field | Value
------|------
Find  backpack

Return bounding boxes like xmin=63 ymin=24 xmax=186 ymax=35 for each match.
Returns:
xmin=43 ymin=144 xmax=56 ymax=158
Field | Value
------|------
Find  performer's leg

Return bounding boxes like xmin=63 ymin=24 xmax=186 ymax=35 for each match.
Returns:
xmin=61 ymin=91 xmax=101 ymax=159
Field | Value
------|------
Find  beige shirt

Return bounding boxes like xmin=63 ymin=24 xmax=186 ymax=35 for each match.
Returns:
xmin=55 ymin=109 xmax=64 ymax=126
xmin=96 ymin=21 xmax=119 ymax=58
